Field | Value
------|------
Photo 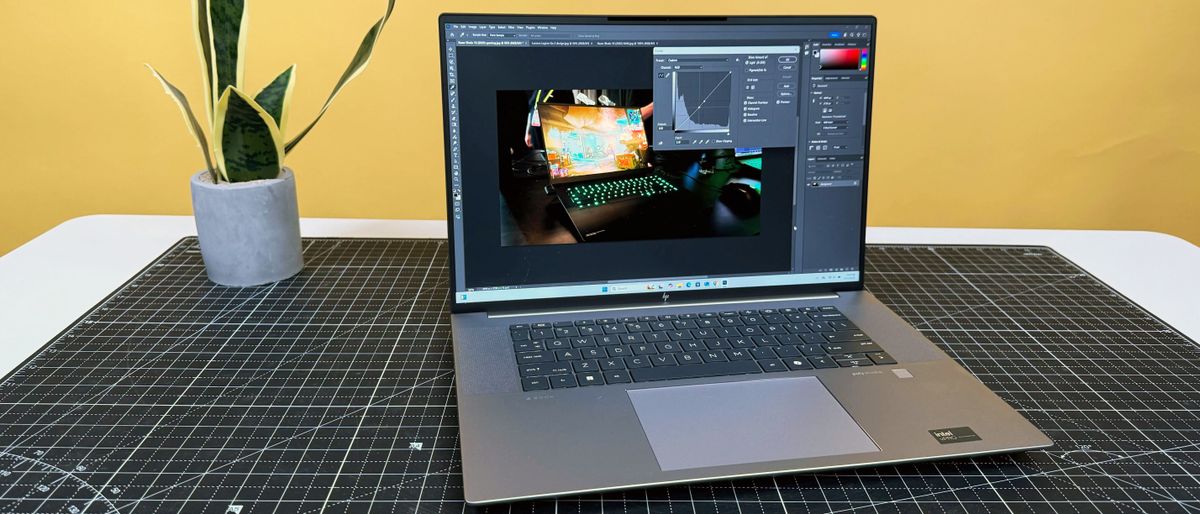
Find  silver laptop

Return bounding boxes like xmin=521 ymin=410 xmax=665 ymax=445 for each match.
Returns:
xmin=438 ymin=14 xmax=1051 ymax=504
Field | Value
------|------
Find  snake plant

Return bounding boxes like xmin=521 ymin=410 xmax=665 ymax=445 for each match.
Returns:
xmin=148 ymin=0 xmax=395 ymax=183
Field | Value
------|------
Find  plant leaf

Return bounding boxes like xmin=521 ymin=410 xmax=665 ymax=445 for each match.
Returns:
xmin=192 ymin=0 xmax=215 ymax=127
xmin=214 ymin=86 xmax=284 ymax=182
xmin=145 ymin=64 xmax=217 ymax=182
xmin=254 ymin=65 xmax=296 ymax=136
xmin=284 ymin=0 xmax=395 ymax=154
xmin=207 ymin=0 xmax=247 ymax=117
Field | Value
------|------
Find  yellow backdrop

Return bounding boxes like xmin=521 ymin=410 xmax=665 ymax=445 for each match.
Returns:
xmin=1 ymin=1 xmax=1197 ymax=256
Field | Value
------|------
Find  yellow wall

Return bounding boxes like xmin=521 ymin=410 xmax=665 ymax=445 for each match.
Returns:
xmin=1 ymin=1 xmax=1198 ymax=256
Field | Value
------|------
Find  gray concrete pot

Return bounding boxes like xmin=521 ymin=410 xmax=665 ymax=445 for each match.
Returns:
xmin=190 ymin=168 xmax=303 ymax=286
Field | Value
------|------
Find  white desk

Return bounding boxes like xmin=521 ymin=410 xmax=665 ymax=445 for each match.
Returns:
xmin=2 ymin=214 xmax=1198 ymax=378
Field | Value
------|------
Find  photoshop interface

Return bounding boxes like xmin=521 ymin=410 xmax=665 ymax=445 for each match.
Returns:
xmin=444 ymin=20 xmax=872 ymax=303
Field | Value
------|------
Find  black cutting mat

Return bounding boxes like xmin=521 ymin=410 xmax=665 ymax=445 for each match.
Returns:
xmin=1 ymin=238 xmax=1198 ymax=514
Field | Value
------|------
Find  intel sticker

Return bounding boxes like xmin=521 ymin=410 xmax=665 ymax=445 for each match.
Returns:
xmin=929 ymin=427 xmax=981 ymax=444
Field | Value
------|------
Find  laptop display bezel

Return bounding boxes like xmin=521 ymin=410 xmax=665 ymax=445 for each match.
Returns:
xmin=439 ymin=14 xmax=876 ymax=313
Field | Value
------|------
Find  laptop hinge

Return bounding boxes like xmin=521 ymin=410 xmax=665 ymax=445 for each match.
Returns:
xmin=487 ymin=292 xmax=841 ymax=319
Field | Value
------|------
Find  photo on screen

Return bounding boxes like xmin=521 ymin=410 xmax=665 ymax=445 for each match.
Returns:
xmin=497 ymin=89 xmax=763 ymax=247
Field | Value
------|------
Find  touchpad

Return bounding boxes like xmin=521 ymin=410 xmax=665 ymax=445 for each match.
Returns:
xmin=628 ymin=377 xmax=879 ymax=471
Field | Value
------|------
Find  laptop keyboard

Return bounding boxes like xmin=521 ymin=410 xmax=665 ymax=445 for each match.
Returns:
xmin=566 ymin=175 xmax=678 ymax=209
xmin=509 ymin=306 xmax=897 ymax=391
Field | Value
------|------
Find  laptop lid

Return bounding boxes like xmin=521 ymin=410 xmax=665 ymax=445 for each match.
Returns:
xmin=440 ymin=15 xmax=876 ymax=313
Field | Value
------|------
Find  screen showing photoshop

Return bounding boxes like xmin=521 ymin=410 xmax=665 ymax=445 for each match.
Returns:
xmin=443 ymin=19 xmax=872 ymax=304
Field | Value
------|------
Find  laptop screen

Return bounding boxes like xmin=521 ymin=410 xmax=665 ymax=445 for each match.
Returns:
xmin=442 ymin=16 xmax=874 ymax=306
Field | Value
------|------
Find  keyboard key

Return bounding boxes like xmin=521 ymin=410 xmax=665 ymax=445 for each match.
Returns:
xmin=570 ymin=337 xmax=595 ymax=348
xmin=632 ymin=344 xmax=658 ymax=355
xmin=651 ymin=354 xmax=679 ymax=366
xmin=600 ymin=358 xmax=626 ymax=370
xmin=868 ymin=352 xmax=898 ymax=365
xmin=758 ymin=359 xmax=787 ymax=372
xmin=619 ymin=316 xmax=638 ymax=323
xmin=626 ymin=356 xmax=652 ymax=369
xmin=727 ymin=349 xmax=753 ymax=361
xmin=554 ymin=321 xmax=574 ymax=328
xmin=577 ymin=372 xmax=605 ymax=386
xmin=522 ymin=377 xmax=550 ymax=391
xmin=667 ymin=330 xmax=693 ymax=341
xmin=626 ymin=322 xmax=650 ymax=332
xmin=728 ymin=337 xmax=754 ymax=349
xmin=847 ymin=341 xmax=882 ymax=353
xmin=578 ymin=325 xmax=600 ymax=336
xmin=738 ymin=326 xmax=762 ymax=336
xmin=519 ymin=364 xmax=572 ymax=377
xmin=545 ymin=339 xmax=570 ymax=350
xmin=659 ymin=314 xmax=677 ymax=320
xmin=719 ymin=317 xmax=744 ymax=327
xmin=638 ymin=315 xmax=657 ymax=322
xmin=575 ymin=319 xmax=594 ymax=326
xmin=705 ymin=339 xmax=730 ymax=350
xmin=827 ymin=320 xmax=858 ymax=331
xmin=513 ymin=341 xmax=543 ymax=352
xmin=554 ymin=349 xmax=581 ymax=361
xmin=800 ymin=333 xmax=827 ymax=344
xmin=699 ymin=312 xmax=718 ymax=318
xmin=630 ymin=359 xmax=762 ymax=382
xmin=573 ymin=360 xmax=599 ymax=372
xmin=596 ymin=335 xmax=621 ymax=346
xmin=603 ymin=324 xmax=627 ymax=334
xmin=810 ymin=312 xmax=846 ymax=321
xmin=715 ymin=327 xmax=740 ymax=337
xmin=510 ymin=330 xmax=531 ymax=341
xmin=643 ymin=332 xmax=667 ymax=343
xmin=796 ymin=345 xmax=825 ymax=357
xmin=681 ymin=341 xmax=705 ymax=351
xmin=784 ymin=323 xmax=810 ymax=334
xmin=580 ymin=348 xmax=606 ymax=359
xmin=806 ymin=322 xmax=833 ymax=333
xmin=784 ymin=357 xmax=813 ymax=370
xmin=532 ymin=322 xmax=552 ymax=329
xmin=775 ymin=345 xmax=803 ymax=358
xmin=620 ymin=333 xmax=645 ymax=344
xmin=604 ymin=370 xmax=632 ymax=384
xmin=595 ymin=318 xmax=615 ymax=325
xmin=607 ymin=346 xmax=631 ymax=357
xmin=752 ymin=336 xmax=778 ymax=346
xmin=509 ymin=324 xmax=529 ymax=331
xmin=701 ymin=351 xmax=729 ymax=363
xmin=825 ymin=331 xmax=870 ymax=343
xmin=656 ymin=342 xmax=682 ymax=353
xmin=530 ymin=328 xmax=554 ymax=339
xmin=823 ymin=343 xmax=852 ymax=354
xmin=743 ymin=315 xmax=765 ymax=325
xmin=650 ymin=321 xmax=670 ymax=331
xmin=750 ymin=347 xmax=778 ymax=359
xmin=739 ymin=310 xmax=758 ymax=316
xmin=690 ymin=328 xmax=716 ymax=339
xmin=775 ymin=334 xmax=804 ymax=345
xmin=550 ymin=375 xmax=578 ymax=388
xmin=517 ymin=351 xmax=554 ymax=364
xmin=836 ymin=357 xmax=873 ymax=367
xmin=809 ymin=356 xmax=839 ymax=369
xmin=673 ymin=320 xmax=697 ymax=329
xmin=677 ymin=351 xmax=703 ymax=364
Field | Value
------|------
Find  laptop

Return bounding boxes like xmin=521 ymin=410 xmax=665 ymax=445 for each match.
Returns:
xmin=537 ymin=102 xmax=689 ymax=241
xmin=440 ymin=14 xmax=1052 ymax=504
